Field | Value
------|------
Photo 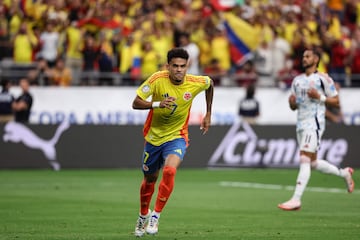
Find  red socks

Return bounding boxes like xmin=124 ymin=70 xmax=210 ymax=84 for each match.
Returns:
xmin=154 ymin=166 xmax=177 ymax=213
xmin=139 ymin=166 xmax=177 ymax=215
xmin=140 ymin=179 xmax=155 ymax=215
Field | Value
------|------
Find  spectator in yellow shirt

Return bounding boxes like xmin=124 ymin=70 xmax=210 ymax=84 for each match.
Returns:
xmin=64 ymin=21 xmax=84 ymax=85
xmin=12 ymin=22 xmax=37 ymax=64
xmin=141 ymin=41 xmax=160 ymax=80
xmin=210 ymin=28 xmax=231 ymax=72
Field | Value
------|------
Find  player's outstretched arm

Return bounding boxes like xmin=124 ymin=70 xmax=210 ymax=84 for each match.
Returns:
xmin=200 ymin=79 xmax=214 ymax=135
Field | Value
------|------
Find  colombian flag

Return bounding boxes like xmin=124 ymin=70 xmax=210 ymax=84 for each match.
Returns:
xmin=223 ymin=13 xmax=260 ymax=66
xmin=130 ymin=57 xmax=141 ymax=79
xmin=211 ymin=0 xmax=243 ymax=11
xmin=77 ymin=18 xmax=121 ymax=29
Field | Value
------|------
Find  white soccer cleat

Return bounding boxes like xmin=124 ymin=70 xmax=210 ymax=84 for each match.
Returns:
xmin=343 ymin=167 xmax=355 ymax=193
xmin=134 ymin=209 xmax=151 ymax=237
xmin=146 ymin=211 xmax=160 ymax=235
xmin=278 ymin=199 xmax=301 ymax=211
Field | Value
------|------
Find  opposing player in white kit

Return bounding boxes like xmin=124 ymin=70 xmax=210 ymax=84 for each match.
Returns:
xmin=278 ymin=49 xmax=355 ymax=211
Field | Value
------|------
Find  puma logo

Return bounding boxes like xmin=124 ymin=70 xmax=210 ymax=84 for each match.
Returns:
xmin=3 ymin=120 xmax=70 ymax=171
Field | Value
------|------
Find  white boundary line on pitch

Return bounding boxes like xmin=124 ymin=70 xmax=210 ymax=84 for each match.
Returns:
xmin=219 ymin=181 xmax=359 ymax=194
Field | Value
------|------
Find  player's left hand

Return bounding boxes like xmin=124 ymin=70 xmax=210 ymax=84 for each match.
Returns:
xmin=161 ymin=96 xmax=176 ymax=110
xmin=307 ymin=88 xmax=320 ymax=100
xmin=200 ymin=113 xmax=211 ymax=135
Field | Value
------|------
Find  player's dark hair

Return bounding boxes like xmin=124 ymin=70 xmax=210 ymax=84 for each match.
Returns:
xmin=167 ymin=48 xmax=189 ymax=63
xmin=312 ymin=48 xmax=321 ymax=60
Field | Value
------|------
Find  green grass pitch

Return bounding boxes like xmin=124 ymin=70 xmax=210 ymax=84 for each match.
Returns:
xmin=0 ymin=168 xmax=359 ymax=240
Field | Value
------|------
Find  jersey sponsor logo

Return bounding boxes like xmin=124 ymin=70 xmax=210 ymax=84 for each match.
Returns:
xmin=208 ymin=121 xmax=348 ymax=168
xmin=183 ymin=92 xmax=192 ymax=101
xmin=2 ymin=120 xmax=70 ymax=171
xmin=142 ymin=85 xmax=150 ymax=93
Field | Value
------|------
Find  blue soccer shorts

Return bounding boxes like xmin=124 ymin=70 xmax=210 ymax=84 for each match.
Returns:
xmin=141 ymin=138 xmax=187 ymax=174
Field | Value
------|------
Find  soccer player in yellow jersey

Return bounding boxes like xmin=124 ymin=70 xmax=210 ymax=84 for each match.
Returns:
xmin=133 ymin=48 xmax=214 ymax=237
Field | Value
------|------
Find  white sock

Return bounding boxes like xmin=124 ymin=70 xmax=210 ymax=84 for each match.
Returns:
xmin=312 ymin=159 xmax=341 ymax=176
xmin=292 ymin=156 xmax=311 ymax=201
xmin=152 ymin=211 xmax=161 ymax=218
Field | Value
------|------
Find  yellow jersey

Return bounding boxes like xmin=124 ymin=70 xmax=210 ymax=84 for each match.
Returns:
xmin=66 ymin=26 xmax=82 ymax=59
xmin=136 ymin=70 xmax=211 ymax=146
xmin=13 ymin=34 xmax=36 ymax=63
xmin=141 ymin=50 xmax=159 ymax=79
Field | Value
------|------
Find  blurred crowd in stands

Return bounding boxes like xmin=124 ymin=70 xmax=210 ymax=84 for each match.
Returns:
xmin=0 ymin=0 xmax=360 ymax=88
